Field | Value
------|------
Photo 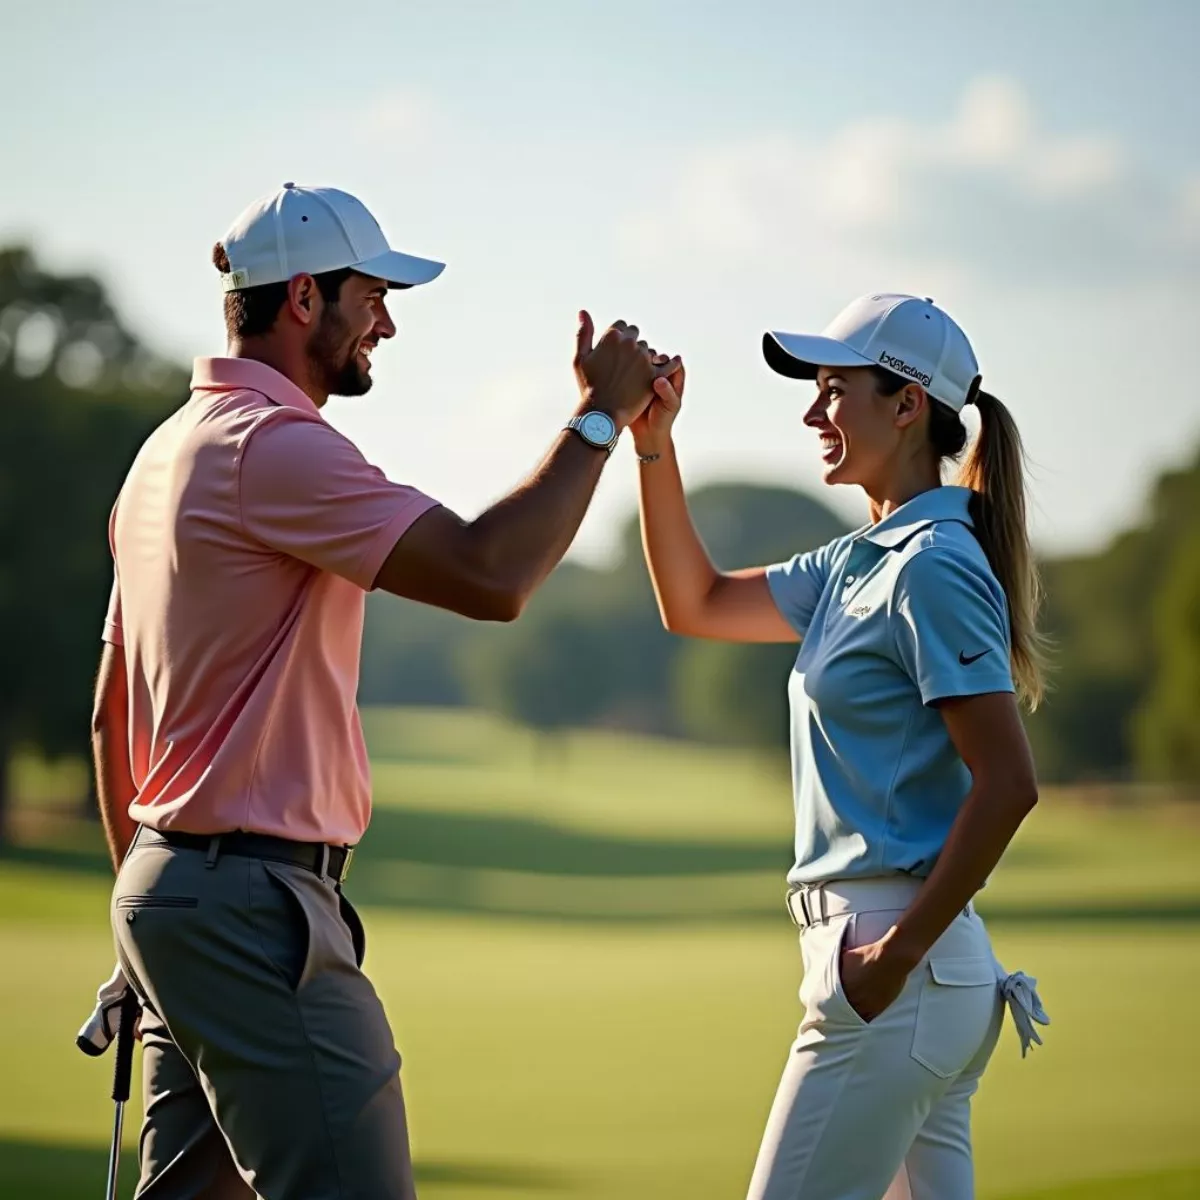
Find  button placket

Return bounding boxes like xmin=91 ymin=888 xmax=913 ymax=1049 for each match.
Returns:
xmin=839 ymin=543 xmax=877 ymax=606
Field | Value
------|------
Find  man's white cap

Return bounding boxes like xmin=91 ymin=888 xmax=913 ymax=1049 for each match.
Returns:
xmin=763 ymin=293 xmax=981 ymax=412
xmin=218 ymin=182 xmax=445 ymax=292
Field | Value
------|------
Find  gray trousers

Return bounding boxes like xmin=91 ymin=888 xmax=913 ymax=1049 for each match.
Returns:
xmin=112 ymin=833 xmax=416 ymax=1200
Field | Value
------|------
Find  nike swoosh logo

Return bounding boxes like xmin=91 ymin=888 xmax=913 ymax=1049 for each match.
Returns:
xmin=958 ymin=649 xmax=993 ymax=665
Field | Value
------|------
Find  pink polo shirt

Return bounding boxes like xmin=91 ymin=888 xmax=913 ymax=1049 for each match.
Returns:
xmin=103 ymin=357 xmax=440 ymax=845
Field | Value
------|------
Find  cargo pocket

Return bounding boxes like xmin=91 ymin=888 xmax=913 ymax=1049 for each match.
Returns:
xmin=910 ymin=956 xmax=999 ymax=1079
xmin=252 ymin=862 xmax=318 ymax=994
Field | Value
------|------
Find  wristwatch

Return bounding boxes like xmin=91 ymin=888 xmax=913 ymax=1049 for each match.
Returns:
xmin=565 ymin=410 xmax=619 ymax=456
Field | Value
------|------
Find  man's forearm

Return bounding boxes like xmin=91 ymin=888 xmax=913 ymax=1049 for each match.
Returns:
xmin=467 ymin=428 xmax=608 ymax=602
xmin=92 ymin=643 xmax=138 ymax=872
xmin=93 ymin=723 xmax=138 ymax=872
xmin=374 ymin=320 xmax=662 ymax=620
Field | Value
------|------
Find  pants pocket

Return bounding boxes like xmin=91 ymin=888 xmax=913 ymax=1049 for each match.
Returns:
xmin=910 ymin=956 xmax=999 ymax=1079
xmin=338 ymin=890 xmax=367 ymax=968
xmin=115 ymin=895 xmax=199 ymax=910
xmin=799 ymin=914 xmax=868 ymax=1030
xmin=252 ymin=862 xmax=318 ymax=994
xmin=827 ymin=915 xmax=871 ymax=1027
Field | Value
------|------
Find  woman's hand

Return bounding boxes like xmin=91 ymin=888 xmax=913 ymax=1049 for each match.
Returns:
xmin=630 ymin=356 xmax=685 ymax=457
xmin=839 ymin=930 xmax=920 ymax=1023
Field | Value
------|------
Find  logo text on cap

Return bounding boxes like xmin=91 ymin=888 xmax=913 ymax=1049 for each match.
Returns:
xmin=879 ymin=351 xmax=933 ymax=387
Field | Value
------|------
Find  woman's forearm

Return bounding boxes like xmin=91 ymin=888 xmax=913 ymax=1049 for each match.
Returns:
xmin=885 ymin=693 xmax=1039 ymax=965
xmin=637 ymin=442 xmax=721 ymax=633
xmin=887 ymin=777 xmax=1038 ymax=967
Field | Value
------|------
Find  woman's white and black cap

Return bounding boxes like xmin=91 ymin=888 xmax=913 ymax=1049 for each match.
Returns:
xmin=217 ymin=182 xmax=445 ymax=293
xmin=763 ymin=293 xmax=982 ymax=412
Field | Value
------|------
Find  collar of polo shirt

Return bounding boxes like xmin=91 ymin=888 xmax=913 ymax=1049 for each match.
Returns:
xmin=191 ymin=357 xmax=320 ymax=416
xmin=859 ymin=485 xmax=974 ymax=550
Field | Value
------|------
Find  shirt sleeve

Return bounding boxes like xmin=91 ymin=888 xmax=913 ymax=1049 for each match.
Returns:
xmin=238 ymin=412 xmax=441 ymax=591
xmin=765 ymin=538 xmax=841 ymax=637
xmin=891 ymin=547 xmax=1014 ymax=704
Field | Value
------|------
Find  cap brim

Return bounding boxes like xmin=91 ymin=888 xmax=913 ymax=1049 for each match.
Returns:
xmin=762 ymin=331 xmax=874 ymax=379
xmin=356 ymin=249 xmax=446 ymax=289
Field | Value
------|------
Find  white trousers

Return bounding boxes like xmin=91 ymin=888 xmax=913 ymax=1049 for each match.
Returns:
xmin=747 ymin=880 xmax=1005 ymax=1200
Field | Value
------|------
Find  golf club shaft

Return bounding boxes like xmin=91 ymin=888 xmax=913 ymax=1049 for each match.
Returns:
xmin=105 ymin=1102 xmax=125 ymax=1200
xmin=105 ymin=987 xmax=140 ymax=1200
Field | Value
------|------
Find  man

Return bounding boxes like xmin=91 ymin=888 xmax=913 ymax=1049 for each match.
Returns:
xmin=90 ymin=182 xmax=674 ymax=1199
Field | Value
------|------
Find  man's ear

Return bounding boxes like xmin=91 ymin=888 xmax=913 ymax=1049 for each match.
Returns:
xmin=286 ymin=274 xmax=318 ymax=325
xmin=895 ymin=383 xmax=927 ymax=428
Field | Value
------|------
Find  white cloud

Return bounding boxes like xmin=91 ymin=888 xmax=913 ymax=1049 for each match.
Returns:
xmin=618 ymin=75 xmax=1195 ymax=291
xmin=364 ymin=87 xmax=443 ymax=148
xmin=1024 ymin=135 xmax=1124 ymax=199
xmin=1178 ymin=174 xmax=1200 ymax=243
xmin=306 ymin=86 xmax=446 ymax=155
xmin=947 ymin=76 xmax=1033 ymax=167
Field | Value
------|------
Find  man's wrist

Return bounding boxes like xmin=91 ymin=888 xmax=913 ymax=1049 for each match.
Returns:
xmin=575 ymin=390 xmax=627 ymax=432
xmin=565 ymin=406 xmax=621 ymax=456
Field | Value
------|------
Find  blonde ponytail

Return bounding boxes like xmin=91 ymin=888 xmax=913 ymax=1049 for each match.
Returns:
xmin=956 ymin=391 xmax=1049 ymax=709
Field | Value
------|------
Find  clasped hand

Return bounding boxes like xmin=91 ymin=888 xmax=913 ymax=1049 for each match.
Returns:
xmin=573 ymin=310 xmax=685 ymax=457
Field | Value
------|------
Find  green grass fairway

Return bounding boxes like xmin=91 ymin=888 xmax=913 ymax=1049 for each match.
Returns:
xmin=2 ymin=708 xmax=1199 ymax=1198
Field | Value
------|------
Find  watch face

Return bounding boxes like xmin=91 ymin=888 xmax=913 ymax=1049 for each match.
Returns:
xmin=579 ymin=411 xmax=616 ymax=446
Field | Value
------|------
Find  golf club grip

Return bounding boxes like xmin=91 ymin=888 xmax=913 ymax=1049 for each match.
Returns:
xmin=111 ymin=988 xmax=139 ymax=1103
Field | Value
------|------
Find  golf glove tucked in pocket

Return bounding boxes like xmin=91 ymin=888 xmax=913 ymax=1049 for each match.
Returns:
xmin=997 ymin=967 xmax=1050 ymax=1057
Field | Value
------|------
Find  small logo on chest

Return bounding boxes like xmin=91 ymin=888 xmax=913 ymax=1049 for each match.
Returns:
xmin=848 ymin=603 xmax=872 ymax=619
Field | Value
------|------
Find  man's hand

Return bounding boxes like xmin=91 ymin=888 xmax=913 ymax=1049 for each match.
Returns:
xmin=839 ymin=930 xmax=920 ymax=1023
xmin=76 ymin=962 xmax=141 ymax=1055
xmin=574 ymin=312 xmax=679 ymax=431
xmin=631 ymin=356 xmax=685 ymax=457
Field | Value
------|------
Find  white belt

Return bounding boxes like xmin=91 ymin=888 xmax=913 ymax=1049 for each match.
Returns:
xmin=785 ymin=876 xmax=973 ymax=931
xmin=786 ymin=878 xmax=1049 ymax=1058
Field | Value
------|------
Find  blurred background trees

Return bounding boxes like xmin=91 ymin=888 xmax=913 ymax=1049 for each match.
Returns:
xmin=2 ymin=240 xmax=1197 ymax=840
xmin=0 ymin=247 xmax=186 ymax=837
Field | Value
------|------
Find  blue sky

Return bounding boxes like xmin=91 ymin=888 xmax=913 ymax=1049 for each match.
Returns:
xmin=3 ymin=0 xmax=1198 ymax=562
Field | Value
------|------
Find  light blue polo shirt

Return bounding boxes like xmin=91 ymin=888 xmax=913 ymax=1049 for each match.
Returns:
xmin=766 ymin=485 xmax=1015 ymax=885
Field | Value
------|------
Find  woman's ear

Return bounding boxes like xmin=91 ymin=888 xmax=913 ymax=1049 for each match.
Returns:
xmin=894 ymin=383 xmax=928 ymax=428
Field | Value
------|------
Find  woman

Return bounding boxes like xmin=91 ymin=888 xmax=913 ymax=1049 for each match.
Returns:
xmin=635 ymin=294 xmax=1049 ymax=1200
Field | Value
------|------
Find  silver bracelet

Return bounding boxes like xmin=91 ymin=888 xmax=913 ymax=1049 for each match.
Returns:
xmin=637 ymin=452 xmax=662 ymax=465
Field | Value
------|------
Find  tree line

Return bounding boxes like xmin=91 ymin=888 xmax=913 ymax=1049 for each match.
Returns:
xmin=1 ymin=248 xmax=1196 ymax=840
xmin=360 ymin=455 xmax=1200 ymax=787
xmin=0 ymin=247 xmax=189 ymax=835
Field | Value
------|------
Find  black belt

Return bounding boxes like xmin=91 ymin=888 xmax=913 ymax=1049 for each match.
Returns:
xmin=138 ymin=827 xmax=355 ymax=885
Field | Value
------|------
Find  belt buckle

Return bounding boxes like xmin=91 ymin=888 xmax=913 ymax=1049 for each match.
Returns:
xmin=787 ymin=884 xmax=826 ymax=930
xmin=787 ymin=887 xmax=814 ymax=929
xmin=338 ymin=846 xmax=355 ymax=885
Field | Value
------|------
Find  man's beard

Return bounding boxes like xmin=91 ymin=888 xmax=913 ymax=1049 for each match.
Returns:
xmin=306 ymin=305 xmax=372 ymax=397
